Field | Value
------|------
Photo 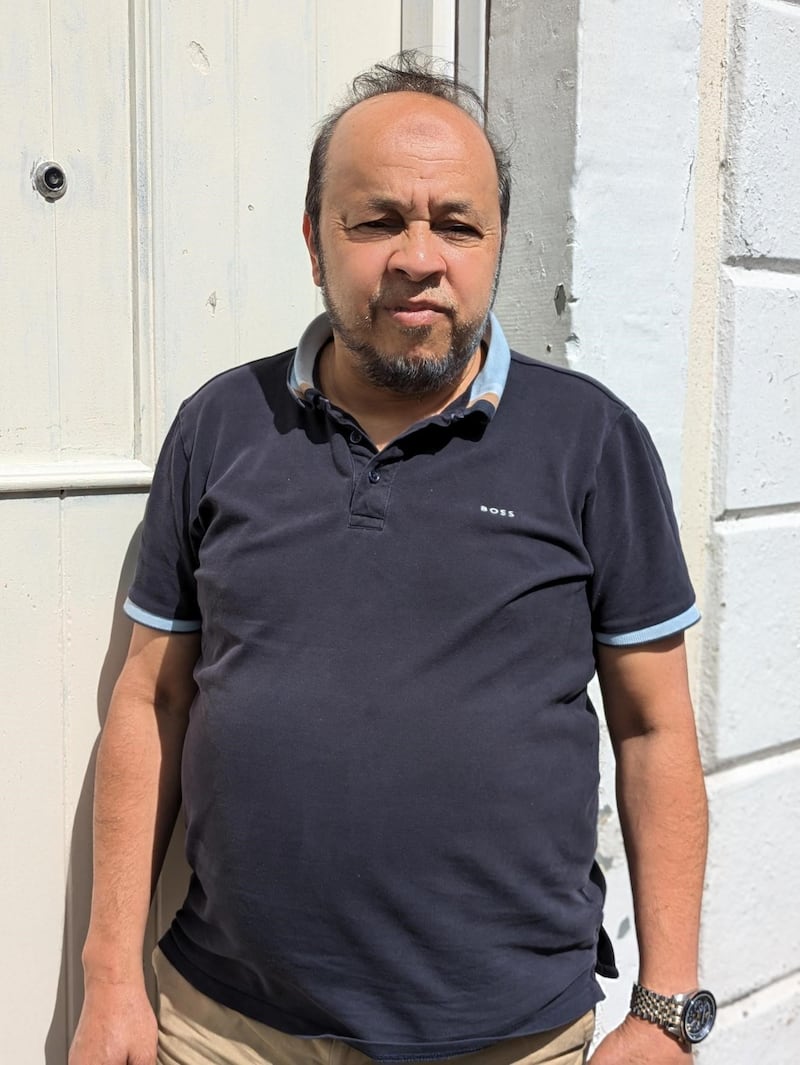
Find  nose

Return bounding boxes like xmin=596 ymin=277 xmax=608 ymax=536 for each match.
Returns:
xmin=388 ymin=224 xmax=446 ymax=283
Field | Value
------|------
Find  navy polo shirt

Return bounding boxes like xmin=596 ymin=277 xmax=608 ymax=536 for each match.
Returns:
xmin=126 ymin=313 xmax=698 ymax=1061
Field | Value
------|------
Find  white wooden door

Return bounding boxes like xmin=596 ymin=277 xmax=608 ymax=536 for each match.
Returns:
xmin=0 ymin=2 xmax=484 ymax=1059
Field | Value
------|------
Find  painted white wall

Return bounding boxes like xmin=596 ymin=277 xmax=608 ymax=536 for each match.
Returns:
xmin=693 ymin=2 xmax=800 ymax=1061
xmin=569 ymin=0 xmax=703 ymax=1039
xmin=570 ymin=0 xmax=702 ymax=498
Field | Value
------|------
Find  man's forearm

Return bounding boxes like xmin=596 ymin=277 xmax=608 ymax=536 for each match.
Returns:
xmin=597 ymin=636 xmax=708 ymax=992
xmin=70 ymin=629 xmax=198 ymax=1064
xmin=81 ymin=628 xmax=198 ymax=984
xmin=589 ymin=639 xmax=708 ymax=1063
xmin=615 ymin=726 xmax=708 ymax=990
xmin=82 ymin=684 xmax=188 ymax=982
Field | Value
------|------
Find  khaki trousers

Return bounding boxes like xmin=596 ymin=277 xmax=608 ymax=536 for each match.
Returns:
xmin=154 ymin=949 xmax=594 ymax=1065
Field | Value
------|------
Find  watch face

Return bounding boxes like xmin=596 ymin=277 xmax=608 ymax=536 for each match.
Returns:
xmin=681 ymin=990 xmax=717 ymax=1044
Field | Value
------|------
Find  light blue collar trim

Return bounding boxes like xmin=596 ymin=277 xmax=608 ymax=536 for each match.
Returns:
xmin=467 ymin=312 xmax=510 ymax=412
xmin=289 ymin=313 xmax=333 ymax=396
xmin=287 ymin=311 xmax=511 ymax=413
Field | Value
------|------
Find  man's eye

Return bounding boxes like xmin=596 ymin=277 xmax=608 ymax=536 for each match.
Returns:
xmin=359 ymin=219 xmax=398 ymax=230
xmin=440 ymin=223 xmax=479 ymax=237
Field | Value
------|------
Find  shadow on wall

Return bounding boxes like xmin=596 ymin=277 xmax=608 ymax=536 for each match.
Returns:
xmin=44 ymin=523 xmax=191 ymax=1062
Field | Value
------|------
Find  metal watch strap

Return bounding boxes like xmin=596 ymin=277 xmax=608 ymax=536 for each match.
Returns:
xmin=630 ymin=983 xmax=716 ymax=1046
xmin=629 ymin=983 xmax=683 ymax=1031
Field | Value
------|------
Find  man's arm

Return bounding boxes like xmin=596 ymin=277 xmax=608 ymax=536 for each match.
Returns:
xmin=69 ymin=623 xmax=200 ymax=1065
xmin=589 ymin=633 xmax=708 ymax=1064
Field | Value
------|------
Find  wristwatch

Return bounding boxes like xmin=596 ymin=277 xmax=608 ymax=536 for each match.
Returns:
xmin=629 ymin=983 xmax=717 ymax=1045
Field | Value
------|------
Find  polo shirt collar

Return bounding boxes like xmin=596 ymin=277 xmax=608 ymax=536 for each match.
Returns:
xmin=288 ymin=311 xmax=511 ymax=418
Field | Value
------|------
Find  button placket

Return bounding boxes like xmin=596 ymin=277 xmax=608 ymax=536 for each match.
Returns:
xmin=348 ymin=458 xmax=397 ymax=529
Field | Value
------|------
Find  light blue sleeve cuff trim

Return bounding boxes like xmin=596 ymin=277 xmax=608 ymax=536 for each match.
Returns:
xmin=123 ymin=597 xmax=202 ymax=633
xmin=595 ymin=603 xmax=701 ymax=646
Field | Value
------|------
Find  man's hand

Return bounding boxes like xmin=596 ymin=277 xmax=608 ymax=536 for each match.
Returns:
xmin=588 ymin=1015 xmax=691 ymax=1064
xmin=68 ymin=977 xmax=158 ymax=1065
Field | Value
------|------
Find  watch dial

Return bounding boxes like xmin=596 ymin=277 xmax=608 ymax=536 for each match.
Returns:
xmin=682 ymin=990 xmax=717 ymax=1043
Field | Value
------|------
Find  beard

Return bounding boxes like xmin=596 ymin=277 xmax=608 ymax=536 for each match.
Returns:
xmin=318 ymin=256 xmax=500 ymax=397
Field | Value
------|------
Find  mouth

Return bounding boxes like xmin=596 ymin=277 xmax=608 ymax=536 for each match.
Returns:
xmin=384 ymin=301 xmax=451 ymax=327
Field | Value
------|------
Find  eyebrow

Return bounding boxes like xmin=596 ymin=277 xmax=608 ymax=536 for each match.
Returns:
xmin=364 ymin=197 xmax=476 ymax=216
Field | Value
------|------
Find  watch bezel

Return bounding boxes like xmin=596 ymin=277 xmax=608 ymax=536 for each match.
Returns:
xmin=679 ymin=989 xmax=717 ymax=1044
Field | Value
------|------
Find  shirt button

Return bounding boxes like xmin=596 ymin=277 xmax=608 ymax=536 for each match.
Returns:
xmin=368 ymin=469 xmax=381 ymax=484
xmin=349 ymin=430 xmax=362 ymax=444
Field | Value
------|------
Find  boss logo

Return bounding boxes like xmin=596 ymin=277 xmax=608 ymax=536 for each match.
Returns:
xmin=481 ymin=505 xmax=516 ymax=518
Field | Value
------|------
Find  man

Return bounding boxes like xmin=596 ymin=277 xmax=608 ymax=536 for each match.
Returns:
xmin=70 ymin=53 xmax=712 ymax=1065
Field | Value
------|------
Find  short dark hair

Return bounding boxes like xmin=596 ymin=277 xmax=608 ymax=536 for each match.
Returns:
xmin=304 ymin=51 xmax=511 ymax=244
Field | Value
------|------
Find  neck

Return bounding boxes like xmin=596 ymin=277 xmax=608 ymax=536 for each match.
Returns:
xmin=318 ymin=338 xmax=484 ymax=451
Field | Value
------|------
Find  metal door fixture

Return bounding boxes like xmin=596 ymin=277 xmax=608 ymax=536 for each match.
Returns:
xmin=33 ymin=161 xmax=68 ymax=201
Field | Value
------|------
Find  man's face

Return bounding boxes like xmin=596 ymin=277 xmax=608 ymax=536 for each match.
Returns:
xmin=303 ymin=92 xmax=504 ymax=395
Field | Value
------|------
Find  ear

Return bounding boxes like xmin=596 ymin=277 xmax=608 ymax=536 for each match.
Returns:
xmin=302 ymin=214 xmax=322 ymax=287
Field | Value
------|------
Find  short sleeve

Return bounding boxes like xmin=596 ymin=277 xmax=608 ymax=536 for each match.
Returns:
xmin=584 ymin=407 xmax=699 ymax=646
xmin=124 ymin=408 xmax=202 ymax=632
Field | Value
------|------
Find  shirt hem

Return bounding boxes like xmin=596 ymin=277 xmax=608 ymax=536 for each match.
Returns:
xmin=158 ymin=929 xmax=603 ymax=1063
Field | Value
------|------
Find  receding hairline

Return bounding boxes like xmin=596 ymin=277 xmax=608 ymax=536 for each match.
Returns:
xmin=323 ymin=91 xmax=501 ymax=180
xmin=332 ymin=88 xmax=491 ymax=134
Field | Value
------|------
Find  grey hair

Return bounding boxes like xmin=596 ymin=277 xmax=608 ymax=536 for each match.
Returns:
xmin=304 ymin=51 xmax=511 ymax=244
